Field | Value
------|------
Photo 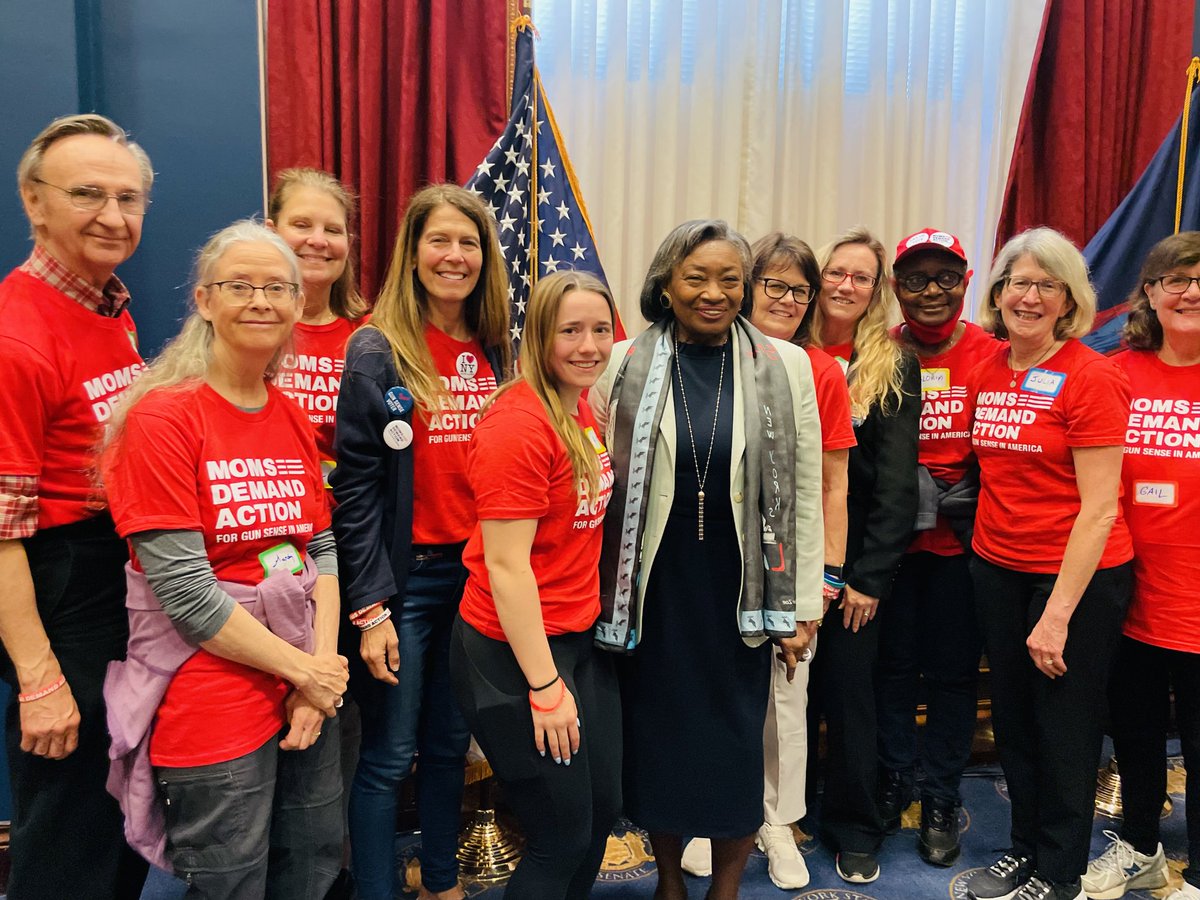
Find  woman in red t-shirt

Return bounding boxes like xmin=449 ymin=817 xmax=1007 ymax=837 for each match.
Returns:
xmin=964 ymin=227 xmax=1132 ymax=900
xmin=267 ymin=168 xmax=370 ymax=478
xmin=1080 ymin=232 xmax=1200 ymax=900
xmin=330 ymin=184 xmax=512 ymax=900
xmin=100 ymin=221 xmax=350 ymax=895
xmin=450 ymin=271 xmax=619 ymax=898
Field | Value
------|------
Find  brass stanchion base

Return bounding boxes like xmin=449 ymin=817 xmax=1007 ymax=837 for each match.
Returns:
xmin=1095 ymin=756 xmax=1173 ymax=819
xmin=457 ymin=808 xmax=523 ymax=883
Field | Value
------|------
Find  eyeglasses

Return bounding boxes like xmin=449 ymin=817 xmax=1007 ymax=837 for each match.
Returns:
xmin=757 ymin=277 xmax=813 ymax=304
xmin=822 ymin=268 xmax=878 ymax=290
xmin=1154 ymin=274 xmax=1200 ymax=294
xmin=1004 ymin=276 xmax=1067 ymax=300
xmin=895 ymin=271 xmax=964 ymax=293
xmin=33 ymin=178 xmax=150 ymax=215
xmin=205 ymin=281 xmax=300 ymax=303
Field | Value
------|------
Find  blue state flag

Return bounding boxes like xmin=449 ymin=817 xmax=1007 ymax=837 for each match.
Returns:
xmin=1084 ymin=82 xmax=1200 ymax=353
xmin=464 ymin=17 xmax=621 ymax=345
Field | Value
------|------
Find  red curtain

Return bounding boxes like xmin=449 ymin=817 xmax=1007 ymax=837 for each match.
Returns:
xmin=996 ymin=0 xmax=1194 ymax=251
xmin=266 ymin=0 xmax=510 ymax=300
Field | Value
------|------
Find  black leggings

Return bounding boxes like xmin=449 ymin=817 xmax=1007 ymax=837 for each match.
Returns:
xmin=450 ymin=616 xmax=622 ymax=900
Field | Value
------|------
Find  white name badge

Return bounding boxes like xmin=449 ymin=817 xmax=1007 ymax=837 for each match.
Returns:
xmin=1022 ymin=367 xmax=1066 ymax=397
xmin=921 ymin=367 xmax=950 ymax=392
xmin=383 ymin=419 xmax=414 ymax=450
xmin=1133 ymin=481 xmax=1177 ymax=507
xmin=259 ymin=541 xmax=303 ymax=578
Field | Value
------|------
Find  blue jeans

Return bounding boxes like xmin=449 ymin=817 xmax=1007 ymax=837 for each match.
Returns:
xmin=349 ymin=547 xmax=471 ymax=898
xmin=156 ymin=717 xmax=343 ymax=899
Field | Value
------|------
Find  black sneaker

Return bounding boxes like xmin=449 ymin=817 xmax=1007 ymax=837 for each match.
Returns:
xmin=1012 ymin=875 xmax=1083 ymax=900
xmin=877 ymin=769 xmax=909 ymax=834
xmin=836 ymin=850 xmax=880 ymax=884
xmin=918 ymin=799 xmax=962 ymax=867
xmin=967 ymin=853 xmax=1033 ymax=900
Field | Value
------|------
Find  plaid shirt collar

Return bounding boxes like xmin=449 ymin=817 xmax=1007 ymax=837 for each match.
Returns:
xmin=19 ymin=245 xmax=131 ymax=317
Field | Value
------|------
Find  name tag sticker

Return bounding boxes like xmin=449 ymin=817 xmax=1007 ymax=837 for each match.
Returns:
xmin=259 ymin=541 xmax=303 ymax=578
xmin=584 ymin=425 xmax=606 ymax=455
xmin=1133 ymin=481 xmax=1177 ymax=507
xmin=921 ymin=367 xmax=950 ymax=392
xmin=1022 ymin=368 xmax=1066 ymax=397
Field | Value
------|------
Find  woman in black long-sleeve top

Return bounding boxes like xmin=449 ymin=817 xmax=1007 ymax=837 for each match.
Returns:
xmin=802 ymin=226 xmax=920 ymax=886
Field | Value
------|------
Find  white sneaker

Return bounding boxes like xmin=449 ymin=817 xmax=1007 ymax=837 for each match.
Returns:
xmin=1081 ymin=830 xmax=1167 ymax=899
xmin=756 ymin=823 xmax=810 ymax=889
xmin=1166 ymin=883 xmax=1200 ymax=900
xmin=681 ymin=837 xmax=712 ymax=877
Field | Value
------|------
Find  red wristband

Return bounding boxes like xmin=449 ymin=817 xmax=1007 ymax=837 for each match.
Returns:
xmin=528 ymin=678 xmax=566 ymax=713
xmin=18 ymin=674 xmax=66 ymax=703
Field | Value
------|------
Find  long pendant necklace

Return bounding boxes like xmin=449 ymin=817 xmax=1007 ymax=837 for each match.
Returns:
xmin=1008 ymin=340 xmax=1059 ymax=388
xmin=673 ymin=332 xmax=727 ymax=541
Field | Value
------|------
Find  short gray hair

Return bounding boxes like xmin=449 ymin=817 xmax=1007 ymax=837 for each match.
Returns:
xmin=980 ymin=227 xmax=1096 ymax=339
xmin=639 ymin=219 xmax=753 ymax=323
xmin=17 ymin=113 xmax=154 ymax=193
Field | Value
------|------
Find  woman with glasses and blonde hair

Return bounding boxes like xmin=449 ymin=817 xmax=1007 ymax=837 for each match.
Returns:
xmin=1078 ymin=232 xmax=1200 ymax=900
xmin=963 ymin=227 xmax=1132 ymax=900
xmin=267 ymin=168 xmax=370 ymax=482
xmin=101 ymin=220 xmax=350 ymax=896
xmin=451 ymin=270 xmax=620 ymax=899
xmin=801 ymin=225 xmax=920 ymax=885
xmin=331 ymin=184 xmax=511 ymax=900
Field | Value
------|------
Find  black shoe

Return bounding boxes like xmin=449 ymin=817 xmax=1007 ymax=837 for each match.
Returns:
xmin=836 ymin=850 xmax=880 ymax=884
xmin=966 ymin=853 xmax=1033 ymax=900
xmin=876 ymin=769 xmax=909 ymax=834
xmin=918 ymin=799 xmax=961 ymax=867
xmin=1012 ymin=875 xmax=1084 ymax=900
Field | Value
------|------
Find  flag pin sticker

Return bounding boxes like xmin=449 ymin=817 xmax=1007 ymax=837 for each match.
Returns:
xmin=382 ymin=419 xmax=414 ymax=450
xmin=384 ymin=386 xmax=414 ymax=416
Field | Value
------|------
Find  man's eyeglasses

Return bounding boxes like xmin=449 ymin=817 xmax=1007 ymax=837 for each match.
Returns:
xmin=33 ymin=178 xmax=150 ymax=215
xmin=1004 ymin=276 xmax=1066 ymax=300
xmin=822 ymin=268 xmax=878 ymax=290
xmin=1154 ymin=274 xmax=1200 ymax=294
xmin=757 ymin=277 xmax=813 ymax=304
xmin=206 ymin=281 xmax=300 ymax=303
xmin=895 ymin=271 xmax=964 ymax=293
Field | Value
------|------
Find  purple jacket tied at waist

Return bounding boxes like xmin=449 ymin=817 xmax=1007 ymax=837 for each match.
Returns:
xmin=104 ymin=558 xmax=318 ymax=870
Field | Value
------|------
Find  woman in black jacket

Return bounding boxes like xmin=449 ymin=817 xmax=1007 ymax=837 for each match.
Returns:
xmin=802 ymin=225 xmax=920 ymax=886
xmin=331 ymin=184 xmax=511 ymax=900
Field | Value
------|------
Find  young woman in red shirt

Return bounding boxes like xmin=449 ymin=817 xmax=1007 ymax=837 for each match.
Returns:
xmin=450 ymin=270 xmax=619 ymax=899
xmin=267 ymin=168 xmax=370 ymax=481
xmin=101 ymin=221 xmax=350 ymax=897
xmin=1080 ymin=232 xmax=1200 ymax=900
xmin=331 ymin=184 xmax=511 ymax=900
xmin=965 ymin=227 xmax=1132 ymax=900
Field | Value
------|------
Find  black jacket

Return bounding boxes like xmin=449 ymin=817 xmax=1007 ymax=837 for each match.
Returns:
xmin=844 ymin=350 xmax=921 ymax=600
xmin=330 ymin=326 xmax=506 ymax=613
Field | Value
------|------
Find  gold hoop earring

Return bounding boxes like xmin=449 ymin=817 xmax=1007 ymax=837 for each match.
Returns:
xmin=660 ymin=291 xmax=672 ymax=310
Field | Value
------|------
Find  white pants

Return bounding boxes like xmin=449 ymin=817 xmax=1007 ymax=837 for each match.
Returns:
xmin=762 ymin=634 xmax=814 ymax=825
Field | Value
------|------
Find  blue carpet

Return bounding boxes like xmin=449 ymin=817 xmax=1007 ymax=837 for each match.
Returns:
xmin=107 ymin=755 xmax=1197 ymax=899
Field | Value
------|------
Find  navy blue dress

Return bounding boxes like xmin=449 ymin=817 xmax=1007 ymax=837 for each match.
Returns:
xmin=620 ymin=340 xmax=773 ymax=838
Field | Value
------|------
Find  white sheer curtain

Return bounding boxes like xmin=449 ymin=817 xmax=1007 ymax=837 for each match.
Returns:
xmin=533 ymin=0 xmax=1047 ymax=333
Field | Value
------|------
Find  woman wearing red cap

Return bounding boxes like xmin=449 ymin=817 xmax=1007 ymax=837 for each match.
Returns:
xmin=878 ymin=228 xmax=999 ymax=867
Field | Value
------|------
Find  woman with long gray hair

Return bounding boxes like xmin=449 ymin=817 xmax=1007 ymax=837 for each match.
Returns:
xmin=101 ymin=220 xmax=349 ymax=897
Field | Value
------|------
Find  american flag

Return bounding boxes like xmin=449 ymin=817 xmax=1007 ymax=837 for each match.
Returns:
xmin=465 ymin=18 xmax=622 ymax=345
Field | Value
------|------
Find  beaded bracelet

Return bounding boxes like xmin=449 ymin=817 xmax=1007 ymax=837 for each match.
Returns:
xmin=356 ymin=607 xmax=393 ymax=631
xmin=528 ymin=678 xmax=567 ymax=713
xmin=348 ymin=601 xmax=383 ymax=625
xmin=18 ymin=674 xmax=66 ymax=704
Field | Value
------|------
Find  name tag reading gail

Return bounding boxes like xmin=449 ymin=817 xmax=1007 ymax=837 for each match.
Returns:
xmin=921 ymin=368 xmax=950 ymax=392
xmin=1133 ymin=481 xmax=1177 ymax=507
xmin=1021 ymin=368 xmax=1066 ymax=397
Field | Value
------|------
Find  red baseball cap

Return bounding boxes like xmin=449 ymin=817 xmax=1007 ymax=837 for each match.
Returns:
xmin=893 ymin=228 xmax=968 ymax=267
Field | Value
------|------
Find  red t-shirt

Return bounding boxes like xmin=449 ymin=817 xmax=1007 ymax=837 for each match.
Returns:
xmin=893 ymin=322 xmax=1000 ymax=555
xmin=274 ymin=316 xmax=363 ymax=476
xmin=1117 ymin=350 xmax=1200 ymax=653
xmin=460 ymin=382 xmax=613 ymax=640
xmin=0 ymin=269 xmax=143 ymax=528
xmin=411 ymin=324 xmax=499 ymax=544
xmin=807 ymin=346 xmax=856 ymax=453
xmin=104 ymin=382 xmax=330 ymax=766
xmin=968 ymin=339 xmax=1133 ymax=573
xmin=823 ymin=342 xmax=853 ymax=373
